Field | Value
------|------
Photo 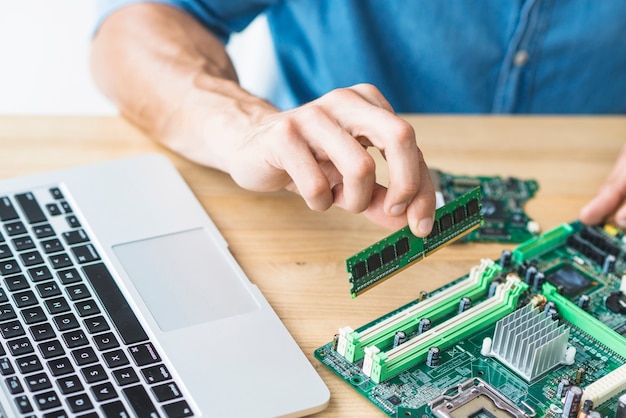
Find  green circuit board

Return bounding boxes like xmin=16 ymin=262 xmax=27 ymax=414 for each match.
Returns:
xmin=431 ymin=169 xmax=540 ymax=243
xmin=317 ymin=222 xmax=626 ymax=417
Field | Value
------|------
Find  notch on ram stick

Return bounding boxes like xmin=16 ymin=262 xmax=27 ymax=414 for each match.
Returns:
xmin=346 ymin=187 xmax=483 ymax=297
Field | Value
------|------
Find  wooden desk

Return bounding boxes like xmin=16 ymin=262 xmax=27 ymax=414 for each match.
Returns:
xmin=0 ymin=115 xmax=624 ymax=416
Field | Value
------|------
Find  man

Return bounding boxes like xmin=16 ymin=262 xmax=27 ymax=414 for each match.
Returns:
xmin=91 ymin=1 xmax=626 ymax=234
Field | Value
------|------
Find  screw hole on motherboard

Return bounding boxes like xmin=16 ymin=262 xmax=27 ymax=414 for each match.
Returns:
xmin=477 ymin=370 xmax=484 ymax=375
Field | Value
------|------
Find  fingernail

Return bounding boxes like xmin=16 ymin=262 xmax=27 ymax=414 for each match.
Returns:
xmin=418 ymin=217 xmax=433 ymax=236
xmin=617 ymin=217 xmax=626 ymax=229
xmin=389 ymin=203 xmax=407 ymax=216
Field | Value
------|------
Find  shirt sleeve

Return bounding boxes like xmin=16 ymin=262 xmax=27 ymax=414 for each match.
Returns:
xmin=95 ymin=0 xmax=275 ymax=42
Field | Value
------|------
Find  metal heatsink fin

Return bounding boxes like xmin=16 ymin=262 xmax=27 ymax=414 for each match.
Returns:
xmin=491 ymin=305 xmax=569 ymax=381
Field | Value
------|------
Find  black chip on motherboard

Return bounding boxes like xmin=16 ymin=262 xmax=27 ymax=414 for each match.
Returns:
xmin=453 ymin=206 xmax=466 ymax=224
xmin=396 ymin=237 xmax=410 ymax=256
xmin=387 ymin=395 xmax=402 ymax=406
xmin=439 ymin=213 xmax=453 ymax=232
xmin=481 ymin=199 xmax=505 ymax=222
xmin=367 ymin=253 xmax=382 ymax=272
xmin=547 ymin=266 xmax=592 ymax=296
xmin=382 ymin=245 xmax=396 ymax=264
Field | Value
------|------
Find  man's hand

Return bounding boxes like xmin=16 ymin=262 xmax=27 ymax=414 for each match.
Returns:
xmin=92 ymin=4 xmax=435 ymax=236
xmin=580 ymin=143 xmax=626 ymax=229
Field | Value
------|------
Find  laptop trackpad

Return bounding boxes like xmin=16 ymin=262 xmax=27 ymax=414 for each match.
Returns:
xmin=113 ymin=228 xmax=259 ymax=332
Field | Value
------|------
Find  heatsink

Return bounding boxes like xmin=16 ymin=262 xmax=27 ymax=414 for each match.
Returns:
xmin=489 ymin=304 xmax=570 ymax=381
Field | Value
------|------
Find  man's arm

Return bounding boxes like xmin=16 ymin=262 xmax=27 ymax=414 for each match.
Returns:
xmin=91 ymin=3 xmax=436 ymax=236
xmin=580 ymin=143 xmax=626 ymax=228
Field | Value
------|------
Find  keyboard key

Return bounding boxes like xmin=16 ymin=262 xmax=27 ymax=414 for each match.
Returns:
xmin=46 ymin=203 xmax=62 ymax=217
xmin=34 ymin=390 xmax=62 ymax=410
xmin=15 ymin=193 xmax=47 ymax=224
xmin=53 ymin=312 xmax=80 ymax=331
xmin=34 ymin=224 xmax=55 ymax=239
xmin=8 ymin=337 xmax=34 ymax=356
xmin=14 ymin=290 xmax=37 ymax=307
xmin=12 ymin=236 xmax=35 ymax=251
xmin=66 ymin=284 xmax=91 ymax=301
xmin=102 ymin=349 xmax=129 ymax=369
xmin=49 ymin=253 xmax=73 ymax=270
xmin=0 ymin=196 xmax=19 ymax=221
xmin=30 ymin=323 xmax=56 ymax=341
xmin=101 ymin=400 xmax=129 ymax=417
xmin=75 ymin=299 xmax=100 ymax=317
xmin=28 ymin=265 xmax=53 ymax=282
xmin=41 ymin=239 xmax=63 ymax=254
xmin=5 ymin=274 xmax=29 ymax=291
xmin=20 ymin=250 xmax=44 ymax=266
xmin=83 ymin=263 xmax=148 ymax=344
xmin=25 ymin=372 xmax=53 ymax=392
xmin=59 ymin=201 xmax=72 ymax=213
xmin=92 ymin=381 xmax=118 ymax=402
xmin=67 ymin=393 xmax=94 ymax=413
xmin=0 ymin=357 xmax=15 ymax=375
xmin=0 ymin=287 xmax=8 ymax=302
xmin=62 ymin=329 xmax=88 ymax=348
xmin=45 ymin=297 xmax=70 ymax=315
xmin=39 ymin=340 xmax=65 ymax=359
xmin=0 ymin=259 xmax=21 ymax=276
xmin=0 ymin=340 xmax=4 ymax=355
xmin=123 ymin=385 xmax=158 ymax=416
xmin=43 ymin=410 xmax=69 ymax=418
xmin=93 ymin=332 xmax=119 ymax=351
xmin=71 ymin=347 xmax=98 ymax=366
xmin=56 ymin=374 xmax=83 ymax=394
xmin=36 ymin=281 xmax=62 ymax=298
xmin=49 ymin=188 xmax=64 ymax=200
xmin=82 ymin=364 xmax=107 ymax=384
xmin=22 ymin=306 xmax=48 ymax=324
xmin=84 ymin=315 xmax=109 ymax=334
xmin=0 ymin=243 xmax=12 ymax=259
xmin=72 ymin=244 xmax=100 ymax=264
xmin=162 ymin=400 xmax=194 ymax=418
xmin=62 ymin=229 xmax=89 ymax=245
xmin=113 ymin=367 xmax=139 ymax=386
xmin=152 ymin=382 xmax=183 ymax=402
xmin=57 ymin=268 xmax=81 ymax=285
xmin=16 ymin=354 xmax=43 ymax=374
xmin=141 ymin=364 xmax=171 ymax=384
xmin=66 ymin=215 xmax=81 ymax=229
xmin=0 ymin=303 xmax=17 ymax=321
xmin=5 ymin=221 xmax=26 ymax=236
xmin=14 ymin=394 xmax=34 ymax=413
xmin=1 ymin=320 xmax=25 ymax=338
xmin=48 ymin=357 xmax=74 ymax=377
xmin=129 ymin=342 xmax=161 ymax=367
xmin=5 ymin=375 xmax=24 ymax=394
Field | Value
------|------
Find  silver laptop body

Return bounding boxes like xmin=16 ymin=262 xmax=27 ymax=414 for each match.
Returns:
xmin=0 ymin=154 xmax=329 ymax=417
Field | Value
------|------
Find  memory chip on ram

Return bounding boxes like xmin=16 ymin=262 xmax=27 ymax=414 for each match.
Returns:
xmin=347 ymin=187 xmax=483 ymax=297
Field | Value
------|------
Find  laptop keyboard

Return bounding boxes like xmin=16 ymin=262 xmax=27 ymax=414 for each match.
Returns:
xmin=0 ymin=188 xmax=194 ymax=417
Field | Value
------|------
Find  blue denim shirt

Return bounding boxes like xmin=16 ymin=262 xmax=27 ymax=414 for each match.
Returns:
xmin=97 ymin=0 xmax=626 ymax=113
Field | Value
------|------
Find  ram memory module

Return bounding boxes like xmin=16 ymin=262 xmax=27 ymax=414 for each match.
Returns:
xmin=347 ymin=187 xmax=483 ymax=297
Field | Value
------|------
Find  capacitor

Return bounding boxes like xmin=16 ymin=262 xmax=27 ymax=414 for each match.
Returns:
xmin=418 ymin=290 xmax=428 ymax=301
xmin=585 ymin=412 xmax=600 ymax=418
xmin=575 ymin=367 xmax=586 ymax=385
xmin=615 ymin=392 xmax=626 ymax=418
xmin=393 ymin=331 xmax=407 ymax=348
xmin=418 ymin=318 xmax=432 ymax=334
xmin=546 ymin=308 xmax=559 ymax=321
xmin=561 ymin=385 xmax=582 ymax=418
xmin=458 ymin=297 xmax=472 ymax=314
xmin=533 ymin=271 xmax=546 ymax=291
xmin=556 ymin=378 xmax=570 ymax=398
xmin=544 ymin=301 xmax=556 ymax=314
xmin=581 ymin=399 xmax=593 ymax=415
xmin=488 ymin=282 xmax=499 ymax=298
xmin=499 ymin=250 xmax=512 ymax=268
xmin=426 ymin=346 xmax=440 ymax=367
xmin=603 ymin=254 xmax=616 ymax=274
xmin=525 ymin=266 xmax=538 ymax=284
xmin=577 ymin=294 xmax=590 ymax=311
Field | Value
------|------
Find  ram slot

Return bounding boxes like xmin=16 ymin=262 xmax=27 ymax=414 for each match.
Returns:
xmin=363 ymin=275 xmax=528 ymax=384
xmin=337 ymin=259 xmax=500 ymax=362
xmin=512 ymin=223 xmax=573 ymax=263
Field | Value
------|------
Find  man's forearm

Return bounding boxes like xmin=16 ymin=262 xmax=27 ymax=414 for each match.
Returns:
xmin=91 ymin=3 xmax=277 ymax=171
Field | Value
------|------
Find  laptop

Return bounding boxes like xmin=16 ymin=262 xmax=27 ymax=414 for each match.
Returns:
xmin=0 ymin=154 xmax=329 ymax=417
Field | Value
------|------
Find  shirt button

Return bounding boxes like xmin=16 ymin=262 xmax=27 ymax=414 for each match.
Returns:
xmin=513 ymin=50 xmax=529 ymax=67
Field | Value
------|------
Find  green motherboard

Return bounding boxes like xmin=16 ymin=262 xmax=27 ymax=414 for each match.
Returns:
xmin=317 ymin=221 xmax=626 ymax=417
xmin=431 ymin=170 xmax=540 ymax=243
